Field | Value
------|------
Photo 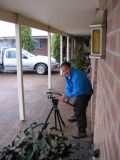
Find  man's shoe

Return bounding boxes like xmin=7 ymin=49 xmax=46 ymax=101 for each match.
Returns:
xmin=68 ymin=115 xmax=77 ymax=122
xmin=72 ymin=133 xmax=87 ymax=139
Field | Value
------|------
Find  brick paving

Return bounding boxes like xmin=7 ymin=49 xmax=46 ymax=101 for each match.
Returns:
xmin=0 ymin=71 xmax=92 ymax=157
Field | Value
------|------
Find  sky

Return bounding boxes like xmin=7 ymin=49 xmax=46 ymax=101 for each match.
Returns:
xmin=0 ymin=20 xmax=48 ymax=37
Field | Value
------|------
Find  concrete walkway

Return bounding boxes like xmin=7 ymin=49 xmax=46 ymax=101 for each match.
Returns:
xmin=0 ymin=72 xmax=92 ymax=159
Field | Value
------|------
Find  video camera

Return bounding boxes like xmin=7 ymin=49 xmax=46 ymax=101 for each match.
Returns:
xmin=46 ymin=91 xmax=61 ymax=100
xmin=46 ymin=91 xmax=75 ymax=107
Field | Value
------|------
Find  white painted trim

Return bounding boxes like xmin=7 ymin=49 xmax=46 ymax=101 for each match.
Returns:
xmin=48 ymin=32 xmax=52 ymax=89
xmin=15 ymin=15 xmax=25 ymax=120
xmin=60 ymin=35 xmax=63 ymax=75
xmin=71 ymin=37 xmax=74 ymax=58
xmin=89 ymin=55 xmax=101 ymax=59
xmin=67 ymin=36 xmax=69 ymax=61
xmin=73 ymin=37 xmax=76 ymax=50
xmin=89 ymin=24 xmax=105 ymax=28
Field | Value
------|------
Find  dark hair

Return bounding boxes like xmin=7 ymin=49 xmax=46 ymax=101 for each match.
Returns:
xmin=60 ymin=61 xmax=71 ymax=68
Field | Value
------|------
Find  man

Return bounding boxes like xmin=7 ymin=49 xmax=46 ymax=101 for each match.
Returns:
xmin=60 ymin=61 xmax=93 ymax=139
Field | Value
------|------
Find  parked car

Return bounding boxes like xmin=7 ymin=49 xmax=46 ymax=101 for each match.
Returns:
xmin=0 ymin=48 xmax=59 ymax=75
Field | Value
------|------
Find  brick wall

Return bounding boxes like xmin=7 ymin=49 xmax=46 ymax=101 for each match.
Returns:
xmin=93 ymin=0 xmax=120 ymax=159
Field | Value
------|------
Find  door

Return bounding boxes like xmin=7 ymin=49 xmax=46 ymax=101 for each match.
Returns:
xmin=22 ymin=54 xmax=34 ymax=71
xmin=4 ymin=50 xmax=17 ymax=71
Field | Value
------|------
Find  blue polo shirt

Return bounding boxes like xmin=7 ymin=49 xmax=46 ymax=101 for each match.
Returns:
xmin=65 ymin=68 xmax=92 ymax=98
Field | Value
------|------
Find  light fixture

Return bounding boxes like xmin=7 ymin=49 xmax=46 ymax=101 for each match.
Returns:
xmin=89 ymin=9 xmax=107 ymax=59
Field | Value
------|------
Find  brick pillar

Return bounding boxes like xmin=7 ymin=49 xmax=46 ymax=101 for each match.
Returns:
xmin=90 ymin=59 xmax=98 ymax=133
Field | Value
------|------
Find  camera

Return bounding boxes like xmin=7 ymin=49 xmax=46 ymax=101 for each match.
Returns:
xmin=47 ymin=92 xmax=55 ymax=99
xmin=46 ymin=91 xmax=63 ymax=107
xmin=46 ymin=91 xmax=61 ymax=100
xmin=46 ymin=91 xmax=75 ymax=107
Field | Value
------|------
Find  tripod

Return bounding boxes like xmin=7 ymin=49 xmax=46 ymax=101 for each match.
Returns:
xmin=40 ymin=98 xmax=65 ymax=135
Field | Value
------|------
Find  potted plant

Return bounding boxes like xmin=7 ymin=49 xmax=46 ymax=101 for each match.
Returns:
xmin=70 ymin=50 xmax=90 ymax=74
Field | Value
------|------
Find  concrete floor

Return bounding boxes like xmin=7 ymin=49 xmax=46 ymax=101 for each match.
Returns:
xmin=0 ymin=71 xmax=92 ymax=155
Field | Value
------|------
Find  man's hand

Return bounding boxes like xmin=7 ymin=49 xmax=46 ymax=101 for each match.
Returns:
xmin=60 ymin=94 xmax=69 ymax=102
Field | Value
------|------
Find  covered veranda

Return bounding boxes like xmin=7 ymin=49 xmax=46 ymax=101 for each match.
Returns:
xmin=0 ymin=0 xmax=99 ymax=121
xmin=0 ymin=0 xmax=99 ymax=156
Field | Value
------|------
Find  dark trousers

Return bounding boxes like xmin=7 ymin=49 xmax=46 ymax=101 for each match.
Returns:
xmin=74 ymin=94 xmax=91 ymax=134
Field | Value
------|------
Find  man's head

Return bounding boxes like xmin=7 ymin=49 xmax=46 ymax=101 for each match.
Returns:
xmin=60 ymin=61 xmax=72 ymax=77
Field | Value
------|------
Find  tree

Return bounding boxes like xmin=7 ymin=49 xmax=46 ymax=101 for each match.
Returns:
xmin=51 ymin=34 xmax=66 ymax=62
xmin=21 ymin=25 xmax=34 ymax=52
xmin=51 ymin=34 xmax=60 ymax=62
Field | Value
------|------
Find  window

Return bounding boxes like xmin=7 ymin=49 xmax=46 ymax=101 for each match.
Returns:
xmin=11 ymin=39 xmax=16 ymax=48
xmin=33 ymin=38 xmax=46 ymax=49
xmin=6 ymin=51 xmax=16 ymax=58
xmin=39 ymin=39 xmax=45 ymax=48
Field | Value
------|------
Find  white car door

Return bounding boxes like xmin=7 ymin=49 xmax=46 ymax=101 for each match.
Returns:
xmin=22 ymin=53 xmax=34 ymax=71
xmin=4 ymin=50 xmax=17 ymax=71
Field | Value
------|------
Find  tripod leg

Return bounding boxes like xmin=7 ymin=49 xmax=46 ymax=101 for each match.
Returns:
xmin=41 ymin=107 xmax=54 ymax=133
xmin=57 ymin=109 xmax=65 ymax=127
xmin=54 ymin=108 xmax=57 ymax=129
xmin=56 ymin=110 xmax=64 ymax=135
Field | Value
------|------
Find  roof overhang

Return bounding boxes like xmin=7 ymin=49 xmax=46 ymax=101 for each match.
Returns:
xmin=0 ymin=0 xmax=99 ymax=36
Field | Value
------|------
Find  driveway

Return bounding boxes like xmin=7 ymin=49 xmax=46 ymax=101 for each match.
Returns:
xmin=0 ymin=72 xmax=91 ymax=149
xmin=0 ymin=71 xmax=63 ymax=145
